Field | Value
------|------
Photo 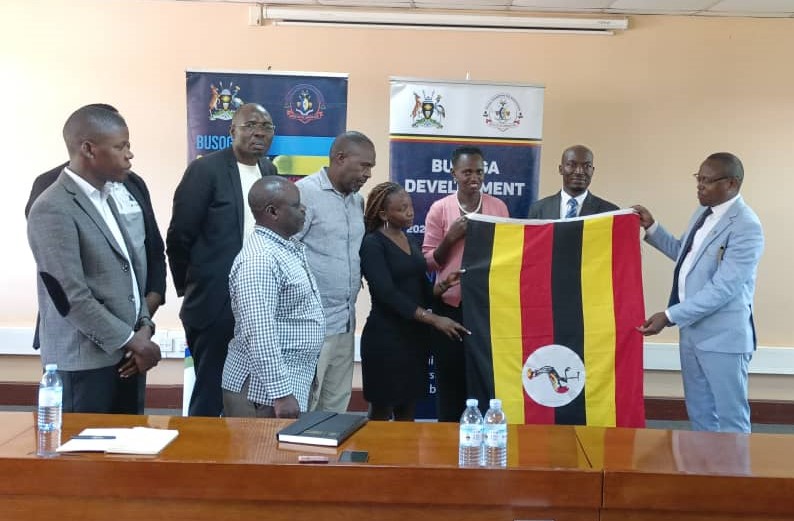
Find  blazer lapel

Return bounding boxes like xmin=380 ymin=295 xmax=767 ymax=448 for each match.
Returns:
xmin=59 ymin=173 xmax=127 ymax=260
xmin=580 ymin=193 xmax=597 ymax=216
xmin=107 ymin=196 xmax=146 ymax=299
xmin=225 ymin=150 xmax=245 ymax=240
xmin=690 ymin=200 xmax=742 ymax=267
xmin=258 ymin=157 xmax=274 ymax=176
xmin=550 ymin=192 xmax=563 ymax=219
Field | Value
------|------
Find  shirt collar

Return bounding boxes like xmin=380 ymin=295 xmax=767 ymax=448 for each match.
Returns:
xmin=709 ymin=193 xmax=741 ymax=219
xmin=317 ymin=167 xmax=335 ymax=191
xmin=254 ymin=225 xmax=303 ymax=250
xmin=561 ymin=189 xmax=589 ymax=206
xmin=64 ymin=167 xmax=110 ymax=202
xmin=317 ymin=167 xmax=352 ymax=197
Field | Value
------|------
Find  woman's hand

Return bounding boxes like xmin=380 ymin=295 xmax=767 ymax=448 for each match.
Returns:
xmin=435 ymin=269 xmax=465 ymax=295
xmin=446 ymin=216 xmax=468 ymax=243
xmin=430 ymin=315 xmax=470 ymax=341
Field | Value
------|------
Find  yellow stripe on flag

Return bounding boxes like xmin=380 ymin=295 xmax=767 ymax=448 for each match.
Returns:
xmin=581 ymin=216 xmax=617 ymax=427
xmin=489 ymin=223 xmax=526 ymax=424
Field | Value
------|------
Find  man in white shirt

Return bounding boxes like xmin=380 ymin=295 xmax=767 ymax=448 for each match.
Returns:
xmin=635 ymin=152 xmax=764 ymax=433
xmin=167 ymin=103 xmax=278 ymax=417
xmin=27 ymin=105 xmax=161 ymax=413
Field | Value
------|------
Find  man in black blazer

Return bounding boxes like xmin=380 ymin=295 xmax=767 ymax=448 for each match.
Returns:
xmin=527 ymin=145 xmax=619 ymax=219
xmin=26 ymin=104 xmax=166 ymax=352
xmin=167 ymin=103 xmax=278 ymax=417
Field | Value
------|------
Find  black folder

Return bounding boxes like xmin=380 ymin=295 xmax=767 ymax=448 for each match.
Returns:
xmin=276 ymin=411 xmax=368 ymax=447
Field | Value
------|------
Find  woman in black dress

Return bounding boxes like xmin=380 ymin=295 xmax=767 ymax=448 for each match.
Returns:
xmin=360 ymin=182 xmax=469 ymax=421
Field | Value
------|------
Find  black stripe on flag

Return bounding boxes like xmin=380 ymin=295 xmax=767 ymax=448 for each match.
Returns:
xmin=461 ymin=219 xmax=496 ymax=413
xmin=551 ymin=220 xmax=586 ymax=425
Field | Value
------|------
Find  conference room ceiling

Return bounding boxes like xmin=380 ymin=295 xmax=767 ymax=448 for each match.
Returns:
xmin=190 ymin=0 xmax=794 ymax=18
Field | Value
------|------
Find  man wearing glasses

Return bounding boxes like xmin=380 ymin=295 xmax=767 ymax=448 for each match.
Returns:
xmin=527 ymin=144 xmax=619 ymax=219
xmin=167 ymin=103 xmax=278 ymax=416
xmin=635 ymin=152 xmax=764 ymax=433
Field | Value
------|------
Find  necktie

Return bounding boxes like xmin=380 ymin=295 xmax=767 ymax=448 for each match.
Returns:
xmin=668 ymin=207 xmax=713 ymax=306
xmin=565 ymin=198 xmax=579 ymax=219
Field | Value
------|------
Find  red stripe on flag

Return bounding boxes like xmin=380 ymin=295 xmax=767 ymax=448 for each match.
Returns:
xmin=611 ymin=215 xmax=646 ymax=427
xmin=520 ymin=224 xmax=556 ymax=424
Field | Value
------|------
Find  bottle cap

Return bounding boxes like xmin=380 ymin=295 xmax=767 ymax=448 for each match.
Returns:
xmin=44 ymin=363 xmax=58 ymax=372
xmin=489 ymin=398 xmax=502 ymax=409
xmin=465 ymin=398 xmax=478 ymax=407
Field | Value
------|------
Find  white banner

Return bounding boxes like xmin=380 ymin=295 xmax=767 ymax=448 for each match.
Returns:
xmin=389 ymin=78 xmax=544 ymax=139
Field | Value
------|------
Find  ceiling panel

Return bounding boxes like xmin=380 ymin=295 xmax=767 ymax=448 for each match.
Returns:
xmin=319 ymin=0 xmax=414 ymax=6
xmin=510 ymin=0 xmax=614 ymax=6
xmin=697 ymin=10 xmax=794 ymax=17
xmin=177 ymin=0 xmax=794 ymax=18
xmin=413 ymin=0 xmax=512 ymax=6
xmin=710 ymin=0 xmax=794 ymax=12
xmin=608 ymin=0 xmax=717 ymax=10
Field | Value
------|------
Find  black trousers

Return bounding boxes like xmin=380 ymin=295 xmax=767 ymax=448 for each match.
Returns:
xmin=184 ymin=309 xmax=234 ymax=417
xmin=432 ymin=302 xmax=468 ymax=422
xmin=60 ymin=360 xmax=145 ymax=414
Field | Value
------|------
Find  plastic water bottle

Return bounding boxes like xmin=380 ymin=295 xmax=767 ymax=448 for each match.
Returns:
xmin=483 ymin=398 xmax=507 ymax=467
xmin=37 ymin=428 xmax=61 ymax=458
xmin=37 ymin=364 xmax=62 ymax=432
xmin=37 ymin=364 xmax=62 ymax=456
xmin=458 ymin=398 xmax=483 ymax=467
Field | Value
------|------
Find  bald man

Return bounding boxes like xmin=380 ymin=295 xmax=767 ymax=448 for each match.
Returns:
xmin=295 ymin=131 xmax=376 ymax=413
xmin=527 ymin=145 xmax=619 ymax=219
xmin=27 ymin=105 xmax=161 ymax=414
xmin=167 ymin=103 xmax=278 ymax=416
xmin=222 ymin=177 xmax=325 ymax=418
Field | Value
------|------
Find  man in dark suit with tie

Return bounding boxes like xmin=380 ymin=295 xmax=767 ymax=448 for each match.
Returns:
xmin=27 ymin=105 xmax=161 ymax=413
xmin=167 ymin=103 xmax=278 ymax=417
xmin=527 ymin=144 xmax=619 ymax=219
xmin=635 ymin=152 xmax=764 ymax=433
xmin=25 ymin=104 xmax=166 ymax=351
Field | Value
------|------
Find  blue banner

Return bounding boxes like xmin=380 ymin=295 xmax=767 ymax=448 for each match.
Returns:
xmin=390 ymin=139 xmax=541 ymax=235
xmin=187 ymin=70 xmax=348 ymax=176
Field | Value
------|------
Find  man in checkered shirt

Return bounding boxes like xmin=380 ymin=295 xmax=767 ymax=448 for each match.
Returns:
xmin=222 ymin=177 xmax=325 ymax=418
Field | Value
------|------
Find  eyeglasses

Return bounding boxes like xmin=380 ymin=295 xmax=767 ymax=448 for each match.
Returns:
xmin=236 ymin=121 xmax=276 ymax=134
xmin=692 ymin=174 xmax=733 ymax=185
xmin=563 ymin=161 xmax=594 ymax=173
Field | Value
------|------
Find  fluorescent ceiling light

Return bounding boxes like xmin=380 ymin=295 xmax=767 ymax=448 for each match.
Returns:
xmin=256 ymin=6 xmax=629 ymax=34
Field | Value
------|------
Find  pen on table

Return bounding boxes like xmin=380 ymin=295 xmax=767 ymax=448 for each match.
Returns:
xmin=71 ymin=435 xmax=116 ymax=440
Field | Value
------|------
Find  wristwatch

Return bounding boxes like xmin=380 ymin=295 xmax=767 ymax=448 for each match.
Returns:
xmin=135 ymin=316 xmax=156 ymax=336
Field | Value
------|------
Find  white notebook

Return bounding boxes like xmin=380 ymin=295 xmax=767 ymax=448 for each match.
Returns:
xmin=56 ymin=427 xmax=179 ymax=455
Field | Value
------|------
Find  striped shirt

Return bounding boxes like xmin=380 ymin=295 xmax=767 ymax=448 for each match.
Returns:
xmin=222 ymin=226 xmax=325 ymax=410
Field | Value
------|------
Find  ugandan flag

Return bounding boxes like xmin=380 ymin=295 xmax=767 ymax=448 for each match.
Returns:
xmin=461 ymin=210 xmax=645 ymax=427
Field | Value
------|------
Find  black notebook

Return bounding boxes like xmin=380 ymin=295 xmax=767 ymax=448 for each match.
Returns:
xmin=277 ymin=411 xmax=368 ymax=447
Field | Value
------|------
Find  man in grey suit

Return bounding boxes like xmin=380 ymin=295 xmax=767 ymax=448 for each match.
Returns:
xmin=25 ymin=104 xmax=166 ymax=351
xmin=27 ymin=105 xmax=161 ymax=414
xmin=635 ymin=152 xmax=764 ymax=433
xmin=527 ymin=144 xmax=618 ymax=219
